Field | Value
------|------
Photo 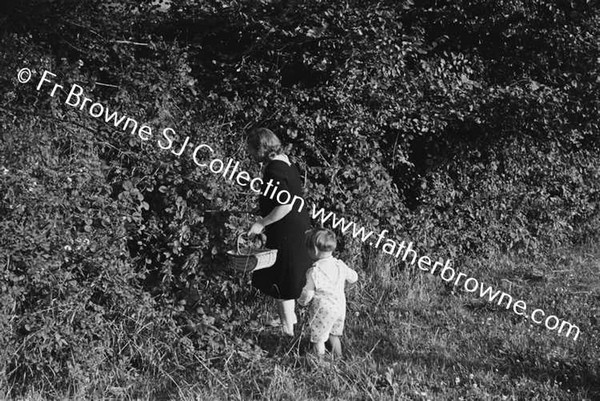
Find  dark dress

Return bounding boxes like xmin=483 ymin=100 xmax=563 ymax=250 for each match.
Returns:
xmin=252 ymin=159 xmax=312 ymax=300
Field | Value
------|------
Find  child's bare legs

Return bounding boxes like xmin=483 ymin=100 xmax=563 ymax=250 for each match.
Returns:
xmin=277 ymin=299 xmax=296 ymax=336
xmin=312 ymin=341 xmax=326 ymax=355
xmin=310 ymin=336 xmax=342 ymax=358
xmin=328 ymin=335 xmax=342 ymax=357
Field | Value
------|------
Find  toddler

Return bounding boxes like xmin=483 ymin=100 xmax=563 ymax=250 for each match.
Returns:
xmin=298 ymin=228 xmax=358 ymax=357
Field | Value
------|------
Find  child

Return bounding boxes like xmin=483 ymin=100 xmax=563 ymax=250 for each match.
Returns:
xmin=297 ymin=228 xmax=358 ymax=357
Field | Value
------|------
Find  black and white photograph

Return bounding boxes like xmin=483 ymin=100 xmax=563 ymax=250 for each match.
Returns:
xmin=1 ymin=0 xmax=599 ymax=399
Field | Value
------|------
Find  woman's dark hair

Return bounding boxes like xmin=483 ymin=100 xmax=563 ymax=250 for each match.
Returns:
xmin=247 ymin=127 xmax=283 ymax=161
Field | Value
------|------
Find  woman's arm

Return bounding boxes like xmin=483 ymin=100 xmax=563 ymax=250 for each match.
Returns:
xmin=248 ymin=204 xmax=293 ymax=235
xmin=261 ymin=203 xmax=293 ymax=226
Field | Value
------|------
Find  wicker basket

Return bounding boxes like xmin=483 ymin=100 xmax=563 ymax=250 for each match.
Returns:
xmin=226 ymin=233 xmax=277 ymax=272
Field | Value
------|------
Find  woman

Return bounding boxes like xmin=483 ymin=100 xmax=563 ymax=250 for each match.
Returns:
xmin=247 ymin=127 xmax=312 ymax=336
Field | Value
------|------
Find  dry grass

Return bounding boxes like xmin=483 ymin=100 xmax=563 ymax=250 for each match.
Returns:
xmin=169 ymin=242 xmax=600 ymax=401
xmin=3 ymin=242 xmax=599 ymax=400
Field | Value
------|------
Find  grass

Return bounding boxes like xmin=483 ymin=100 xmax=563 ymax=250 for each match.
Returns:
xmin=3 ymin=242 xmax=599 ymax=400
xmin=210 ymin=241 xmax=598 ymax=401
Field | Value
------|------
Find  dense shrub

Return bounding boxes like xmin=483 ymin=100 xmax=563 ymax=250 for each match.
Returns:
xmin=1 ymin=0 xmax=599 ymax=396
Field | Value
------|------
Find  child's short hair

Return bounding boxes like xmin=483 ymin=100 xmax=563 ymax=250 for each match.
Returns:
xmin=247 ymin=127 xmax=282 ymax=161
xmin=305 ymin=228 xmax=337 ymax=252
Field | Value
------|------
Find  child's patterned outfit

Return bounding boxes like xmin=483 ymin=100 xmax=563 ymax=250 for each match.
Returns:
xmin=297 ymin=256 xmax=358 ymax=343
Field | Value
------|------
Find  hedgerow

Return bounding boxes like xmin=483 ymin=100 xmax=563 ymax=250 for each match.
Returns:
xmin=1 ymin=0 xmax=599 ymax=397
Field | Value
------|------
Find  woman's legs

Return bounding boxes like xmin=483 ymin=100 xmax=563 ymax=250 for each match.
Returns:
xmin=278 ymin=299 xmax=296 ymax=336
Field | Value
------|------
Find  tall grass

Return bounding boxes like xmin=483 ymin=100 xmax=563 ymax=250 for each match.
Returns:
xmin=171 ymin=242 xmax=598 ymax=400
xmin=2 ymin=241 xmax=598 ymax=400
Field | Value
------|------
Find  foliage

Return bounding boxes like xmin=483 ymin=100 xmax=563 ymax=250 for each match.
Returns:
xmin=0 ymin=0 xmax=599 ymax=398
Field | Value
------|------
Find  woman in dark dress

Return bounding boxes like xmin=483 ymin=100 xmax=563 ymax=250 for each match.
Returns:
xmin=247 ymin=128 xmax=312 ymax=336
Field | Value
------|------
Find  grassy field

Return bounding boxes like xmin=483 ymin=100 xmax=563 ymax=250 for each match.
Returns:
xmin=10 ymin=241 xmax=598 ymax=400
xmin=179 ymin=241 xmax=600 ymax=401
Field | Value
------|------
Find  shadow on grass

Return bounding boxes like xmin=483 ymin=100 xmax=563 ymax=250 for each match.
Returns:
xmin=253 ymin=329 xmax=311 ymax=358
xmin=361 ymin=325 xmax=600 ymax=399
xmin=255 ymin=330 xmax=285 ymax=356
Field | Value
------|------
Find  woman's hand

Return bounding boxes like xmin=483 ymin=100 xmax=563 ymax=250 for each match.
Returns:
xmin=248 ymin=220 xmax=265 ymax=236
xmin=248 ymin=204 xmax=292 ymax=236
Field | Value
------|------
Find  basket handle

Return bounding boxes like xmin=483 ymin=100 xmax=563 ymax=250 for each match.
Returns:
xmin=236 ymin=232 xmax=267 ymax=254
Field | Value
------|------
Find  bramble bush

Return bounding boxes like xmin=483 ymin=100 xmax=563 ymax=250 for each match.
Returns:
xmin=1 ymin=0 xmax=599 ymax=397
